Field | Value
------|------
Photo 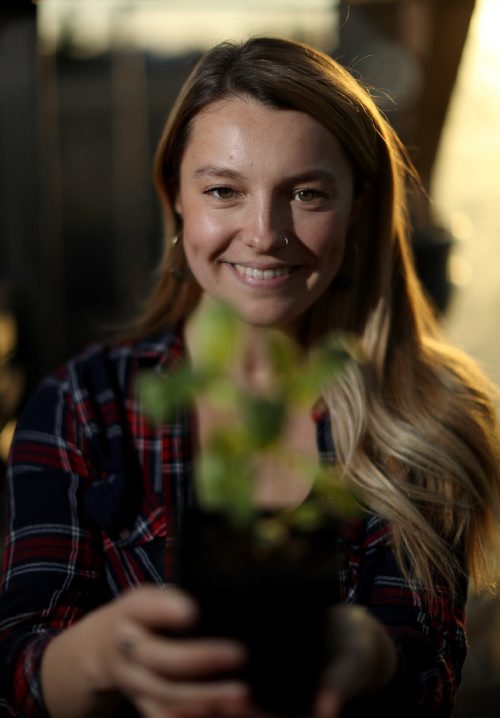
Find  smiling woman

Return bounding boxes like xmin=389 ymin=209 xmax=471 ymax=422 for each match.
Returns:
xmin=1 ymin=35 xmax=500 ymax=718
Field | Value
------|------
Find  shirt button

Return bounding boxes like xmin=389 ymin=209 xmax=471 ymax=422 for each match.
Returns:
xmin=119 ymin=529 xmax=131 ymax=540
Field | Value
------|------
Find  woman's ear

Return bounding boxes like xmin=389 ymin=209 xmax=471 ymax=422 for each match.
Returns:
xmin=175 ymin=196 xmax=183 ymax=217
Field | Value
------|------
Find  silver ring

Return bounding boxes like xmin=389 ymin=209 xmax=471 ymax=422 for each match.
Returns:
xmin=281 ymin=234 xmax=289 ymax=247
xmin=117 ymin=636 xmax=135 ymax=659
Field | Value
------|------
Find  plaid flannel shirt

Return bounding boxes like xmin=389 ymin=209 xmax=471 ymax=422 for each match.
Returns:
xmin=0 ymin=326 xmax=467 ymax=717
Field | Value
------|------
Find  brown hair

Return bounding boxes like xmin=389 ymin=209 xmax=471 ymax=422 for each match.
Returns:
xmin=136 ymin=37 xmax=500 ymax=596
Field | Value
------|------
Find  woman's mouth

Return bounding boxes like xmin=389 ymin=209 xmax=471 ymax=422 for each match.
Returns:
xmin=232 ymin=263 xmax=293 ymax=280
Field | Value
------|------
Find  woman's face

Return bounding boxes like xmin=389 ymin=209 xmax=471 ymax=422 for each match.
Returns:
xmin=176 ymin=96 xmax=355 ymax=336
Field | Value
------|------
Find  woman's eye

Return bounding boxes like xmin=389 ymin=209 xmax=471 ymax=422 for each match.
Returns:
xmin=205 ymin=186 xmax=236 ymax=200
xmin=293 ymin=188 xmax=324 ymax=202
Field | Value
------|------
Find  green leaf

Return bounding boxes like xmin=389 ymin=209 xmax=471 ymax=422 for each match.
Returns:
xmin=136 ymin=366 xmax=209 ymax=423
xmin=266 ymin=331 xmax=301 ymax=380
xmin=282 ymin=501 xmax=323 ymax=531
xmin=190 ymin=302 xmax=243 ymax=372
xmin=203 ymin=377 xmax=242 ymax=412
xmin=195 ymin=428 xmax=256 ymax=524
xmin=286 ymin=333 xmax=361 ymax=405
xmin=241 ymin=394 xmax=287 ymax=449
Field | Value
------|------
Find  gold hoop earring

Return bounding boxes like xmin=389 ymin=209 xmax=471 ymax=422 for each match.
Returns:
xmin=169 ymin=232 xmax=194 ymax=283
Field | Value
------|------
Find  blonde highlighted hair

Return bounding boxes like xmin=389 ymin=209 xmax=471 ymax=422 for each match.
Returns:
xmin=135 ymin=37 xmax=500 ymax=596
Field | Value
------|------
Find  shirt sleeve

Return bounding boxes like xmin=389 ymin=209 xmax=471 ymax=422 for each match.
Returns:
xmin=0 ymin=372 xmax=108 ymax=717
xmin=341 ymin=514 xmax=468 ymax=717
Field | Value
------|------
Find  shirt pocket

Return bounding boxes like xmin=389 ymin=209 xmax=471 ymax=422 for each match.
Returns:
xmin=84 ymin=473 xmax=169 ymax=590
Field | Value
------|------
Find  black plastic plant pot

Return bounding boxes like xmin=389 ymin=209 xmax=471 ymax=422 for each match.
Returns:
xmin=175 ymin=508 xmax=342 ymax=716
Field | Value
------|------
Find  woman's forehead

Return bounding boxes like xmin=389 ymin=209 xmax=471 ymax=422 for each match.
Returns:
xmin=181 ymin=96 xmax=352 ymax=179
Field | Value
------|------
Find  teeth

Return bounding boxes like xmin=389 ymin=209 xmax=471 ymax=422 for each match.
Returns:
xmin=234 ymin=264 xmax=291 ymax=280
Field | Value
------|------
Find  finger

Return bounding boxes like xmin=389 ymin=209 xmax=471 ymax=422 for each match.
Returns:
xmin=117 ymin=653 xmax=249 ymax=708
xmin=118 ymin=586 xmax=199 ymax=632
xmin=120 ymin=631 xmax=247 ymax=679
xmin=166 ymin=681 xmax=250 ymax=715
xmin=323 ymin=604 xmax=397 ymax=699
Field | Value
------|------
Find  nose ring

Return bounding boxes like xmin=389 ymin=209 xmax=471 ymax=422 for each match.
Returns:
xmin=280 ymin=234 xmax=289 ymax=247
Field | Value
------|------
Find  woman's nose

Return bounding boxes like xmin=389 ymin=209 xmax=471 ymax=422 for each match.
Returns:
xmin=244 ymin=231 xmax=284 ymax=253
xmin=242 ymin=197 xmax=289 ymax=252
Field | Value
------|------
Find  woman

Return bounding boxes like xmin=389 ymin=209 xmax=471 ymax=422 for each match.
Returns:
xmin=1 ymin=37 xmax=499 ymax=718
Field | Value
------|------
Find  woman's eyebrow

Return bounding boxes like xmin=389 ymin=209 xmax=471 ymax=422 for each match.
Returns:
xmin=284 ymin=169 xmax=338 ymax=185
xmin=193 ymin=165 xmax=244 ymax=180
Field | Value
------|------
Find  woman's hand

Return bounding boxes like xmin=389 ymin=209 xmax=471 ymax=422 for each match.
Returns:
xmin=314 ymin=605 xmax=398 ymax=718
xmin=41 ymin=585 xmax=250 ymax=718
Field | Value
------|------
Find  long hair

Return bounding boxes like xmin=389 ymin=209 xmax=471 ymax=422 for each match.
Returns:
xmin=136 ymin=37 xmax=500 ymax=596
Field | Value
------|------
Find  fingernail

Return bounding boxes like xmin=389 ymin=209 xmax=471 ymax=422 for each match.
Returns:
xmin=164 ymin=587 xmax=198 ymax=619
xmin=218 ymin=642 xmax=248 ymax=662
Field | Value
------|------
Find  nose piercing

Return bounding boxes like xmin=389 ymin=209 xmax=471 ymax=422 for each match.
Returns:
xmin=280 ymin=234 xmax=289 ymax=247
